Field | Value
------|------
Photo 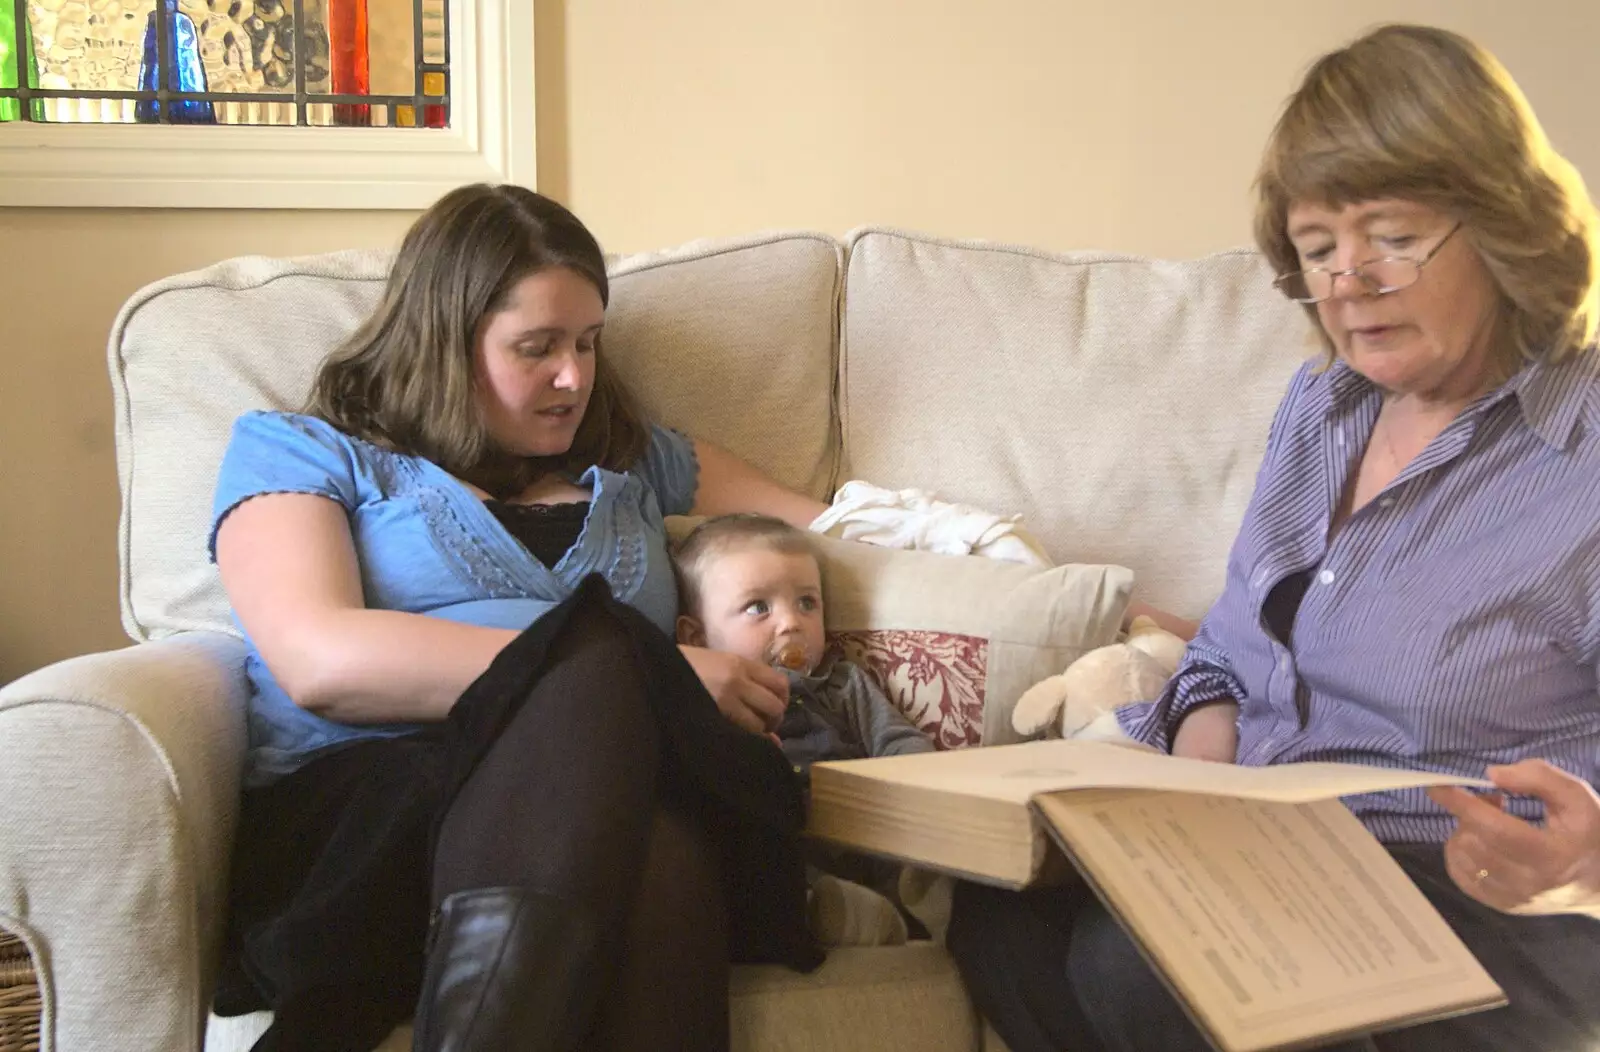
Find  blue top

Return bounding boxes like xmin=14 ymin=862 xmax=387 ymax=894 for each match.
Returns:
xmin=210 ymin=411 xmax=700 ymax=786
xmin=1121 ymin=350 xmax=1600 ymax=844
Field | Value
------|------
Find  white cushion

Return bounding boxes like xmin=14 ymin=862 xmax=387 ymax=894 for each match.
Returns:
xmin=109 ymin=234 xmax=843 ymax=642
xmin=838 ymin=228 xmax=1315 ymax=619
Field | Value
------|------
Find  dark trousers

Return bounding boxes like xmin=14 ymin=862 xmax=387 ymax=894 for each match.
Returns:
xmin=949 ymin=843 xmax=1600 ymax=1052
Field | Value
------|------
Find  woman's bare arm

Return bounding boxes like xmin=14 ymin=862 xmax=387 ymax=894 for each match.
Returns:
xmin=215 ymin=493 xmax=519 ymax=724
xmin=689 ymin=440 xmax=828 ymax=528
xmin=1127 ymin=598 xmax=1199 ymax=640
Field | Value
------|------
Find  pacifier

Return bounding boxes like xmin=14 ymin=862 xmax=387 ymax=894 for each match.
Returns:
xmin=773 ymin=641 xmax=809 ymax=672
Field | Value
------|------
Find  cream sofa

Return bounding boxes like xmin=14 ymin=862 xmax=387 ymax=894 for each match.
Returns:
xmin=0 ymin=227 xmax=1312 ymax=1052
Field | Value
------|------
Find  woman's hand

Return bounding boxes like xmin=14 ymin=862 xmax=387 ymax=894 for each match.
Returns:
xmin=1428 ymin=760 xmax=1600 ymax=915
xmin=1171 ymin=701 xmax=1239 ymax=763
xmin=679 ymin=645 xmax=790 ymax=735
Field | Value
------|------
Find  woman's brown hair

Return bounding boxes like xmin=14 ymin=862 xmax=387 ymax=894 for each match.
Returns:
xmin=306 ymin=183 xmax=648 ymax=497
xmin=1254 ymin=24 xmax=1598 ymax=366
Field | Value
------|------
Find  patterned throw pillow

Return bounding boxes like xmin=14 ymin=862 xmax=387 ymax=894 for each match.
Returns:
xmin=827 ymin=630 xmax=987 ymax=750
xmin=805 ymin=530 xmax=1130 ymax=750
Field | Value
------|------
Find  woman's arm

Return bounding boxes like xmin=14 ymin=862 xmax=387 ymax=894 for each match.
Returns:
xmin=215 ymin=493 xmax=518 ymax=724
xmin=1126 ymin=598 xmax=1199 ymax=640
xmin=1127 ymin=600 xmax=1224 ymax=754
xmin=689 ymin=439 xmax=828 ymax=528
xmin=1170 ymin=700 xmax=1240 ymax=762
xmin=1123 ymin=610 xmax=1245 ymax=761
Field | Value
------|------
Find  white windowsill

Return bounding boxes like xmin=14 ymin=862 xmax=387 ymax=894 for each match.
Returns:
xmin=0 ymin=0 xmax=533 ymax=209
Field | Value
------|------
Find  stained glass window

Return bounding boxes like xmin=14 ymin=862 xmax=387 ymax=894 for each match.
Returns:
xmin=0 ymin=0 xmax=447 ymax=126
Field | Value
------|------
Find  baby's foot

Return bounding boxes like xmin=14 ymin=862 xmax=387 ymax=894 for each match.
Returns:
xmin=808 ymin=874 xmax=908 ymax=947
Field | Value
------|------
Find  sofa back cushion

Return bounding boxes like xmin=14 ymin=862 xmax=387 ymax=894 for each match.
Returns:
xmin=111 ymin=234 xmax=843 ymax=641
xmin=837 ymin=229 xmax=1315 ymax=619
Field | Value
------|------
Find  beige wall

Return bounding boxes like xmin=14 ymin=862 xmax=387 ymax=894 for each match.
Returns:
xmin=3 ymin=0 xmax=1597 ymax=682
xmin=0 ymin=211 xmax=417 ymax=682
xmin=552 ymin=0 xmax=1599 ymax=256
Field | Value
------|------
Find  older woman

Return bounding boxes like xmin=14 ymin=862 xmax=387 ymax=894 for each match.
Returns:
xmin=949 ymin=24 xmax=1600 ymax=1052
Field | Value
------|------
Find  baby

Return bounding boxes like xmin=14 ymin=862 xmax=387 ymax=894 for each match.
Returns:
xmin=674 ymin=513 xmax=935 ymax=946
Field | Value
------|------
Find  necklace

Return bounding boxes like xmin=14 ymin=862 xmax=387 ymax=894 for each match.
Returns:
xmin=1378 ymin=411 xmax=1406 ymax=472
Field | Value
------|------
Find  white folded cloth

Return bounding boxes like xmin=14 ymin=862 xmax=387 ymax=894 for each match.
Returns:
xmin=808 ymin=480 xmax=1053 ymax=567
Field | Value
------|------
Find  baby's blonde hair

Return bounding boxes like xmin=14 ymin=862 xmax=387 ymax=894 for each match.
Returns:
xmin=673 ymin=514 xmax=817 ymax=618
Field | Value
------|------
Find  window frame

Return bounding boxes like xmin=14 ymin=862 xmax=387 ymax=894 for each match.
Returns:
xmin=0 ymin=0 xmax=533 ymax=208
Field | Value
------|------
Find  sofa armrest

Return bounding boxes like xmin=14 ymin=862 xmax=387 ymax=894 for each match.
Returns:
xmin=0 ymin=633 xmax=249 ymax=1052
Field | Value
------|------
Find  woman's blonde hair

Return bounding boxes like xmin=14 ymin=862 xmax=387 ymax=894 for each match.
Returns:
xmin=1254 ymin=24 xmax=1599 ymax=366
xmin=306 ymin=183 xmax=648 ymax=498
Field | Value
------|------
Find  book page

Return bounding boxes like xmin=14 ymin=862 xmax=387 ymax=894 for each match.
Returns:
xmin=1035 ymin=791 xmax=1505 ymax=1052
xmin=817 ymin=739 xmax=1490 ymax=805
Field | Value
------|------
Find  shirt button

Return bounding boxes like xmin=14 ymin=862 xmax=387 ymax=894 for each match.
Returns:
xmin=1378 ymin=497 xmax=1395 ymax=509
xmin=1279 ymin=655 xmax=1291 ymax=672
xmin=1318 ymin=569 xmax=1335 ymax=585
xmin=1335 ymin=432 xmax=1346 ymax=447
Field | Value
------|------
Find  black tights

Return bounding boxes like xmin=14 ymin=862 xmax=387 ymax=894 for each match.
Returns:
xmin=432 ymin=597 xmax=731 ymax=1050
xmin=221 ymin=592 xmax=738 ymax=1052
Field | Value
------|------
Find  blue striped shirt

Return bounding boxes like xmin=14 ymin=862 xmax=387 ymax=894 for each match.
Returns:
xmin=1120 ymin=349 xmax=1600 ymax=844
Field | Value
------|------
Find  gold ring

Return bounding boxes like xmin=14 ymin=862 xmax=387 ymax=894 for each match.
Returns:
xmin=1474 ymin=868 xmax=1491 ymax=884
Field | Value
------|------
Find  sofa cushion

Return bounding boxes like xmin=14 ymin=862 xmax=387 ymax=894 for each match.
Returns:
xmin=606 ymin=234 xmax=843 ymax=502
xmin=208 ymin=943 xmax=979 ymax=1052
xmin=838 ymin=228 xmax=1314 ymax=620
xmin=110 ymin=234 xmax=843 ymax=641
xmin=728 ymin=942 xmax=978 ymax=1051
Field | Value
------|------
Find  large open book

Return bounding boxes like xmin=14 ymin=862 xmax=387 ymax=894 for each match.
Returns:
xmin=807 ymin=739 xmax=1508 ymax=1052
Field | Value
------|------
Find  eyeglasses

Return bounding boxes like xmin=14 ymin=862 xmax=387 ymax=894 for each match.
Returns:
xmin=1272 ymin=223 xmax=1462 ymax=304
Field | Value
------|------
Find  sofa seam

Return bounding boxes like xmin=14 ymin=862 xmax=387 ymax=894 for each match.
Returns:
xmin=825 ymin=237 xmax=847 ymax=497
xmin=842 ymin=225 xmax=1264 ymax=269
xmin=0 ymin=695 xmax=185 ymax=803
xmin=607 ymin=231 xmax=841 ymax=278
xmin=730 ymin=966 xmax=963 ymax=995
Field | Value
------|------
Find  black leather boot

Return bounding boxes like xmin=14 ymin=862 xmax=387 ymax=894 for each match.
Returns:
xmin=412 ymin=887 xmax=604 ymax=1052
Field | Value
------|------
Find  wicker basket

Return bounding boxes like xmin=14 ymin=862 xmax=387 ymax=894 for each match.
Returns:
xmin=0 ymin=931 xmax=41 ymax=1052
